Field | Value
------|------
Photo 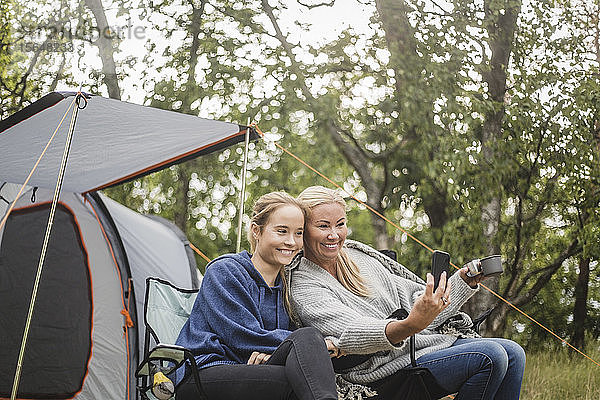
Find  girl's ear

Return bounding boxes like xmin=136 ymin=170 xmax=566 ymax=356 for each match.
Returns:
xmin=250 ymin=222 xmax=261 ymax=240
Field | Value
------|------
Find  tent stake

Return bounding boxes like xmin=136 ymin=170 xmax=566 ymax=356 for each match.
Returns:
xmin=236 ymin=119 xmax=251 ymax=253
xmin=10 ymin=93 xmax=86 ymax=400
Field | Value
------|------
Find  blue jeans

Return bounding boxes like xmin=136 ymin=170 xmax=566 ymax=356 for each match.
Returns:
xmin=415 ymin=338 xmax=526 ymax=400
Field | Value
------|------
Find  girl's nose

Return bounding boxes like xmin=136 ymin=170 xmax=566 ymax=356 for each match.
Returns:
xmin=284 ymin=234 xmax=295 ymax=245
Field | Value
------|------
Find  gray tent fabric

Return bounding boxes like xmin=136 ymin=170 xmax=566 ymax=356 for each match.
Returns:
xmin=99 ymin=193 xmax=201 ymax=352
xmin=0 ymin=92 xmax=251 ymax=400
xmin=0 ymin=189 xmax=129 ymax=400
xmin=0 ymin=187 xmax=202 ymax=400
xmin=146 ymin=214 xmax=200 ymax=287
xmin=0 ymin=91 xmax=252 ymax=193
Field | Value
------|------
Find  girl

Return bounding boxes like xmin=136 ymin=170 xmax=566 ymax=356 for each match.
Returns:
xmin=175 ymin=191 xmax=339 ymax=400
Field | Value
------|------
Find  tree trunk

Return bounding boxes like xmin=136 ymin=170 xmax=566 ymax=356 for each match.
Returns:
xmin=375 ymin=0 xmax=451 ymax=238
xmin=469 ymin=193 xmax=502 ymax=332
xmin=371 ymin=209 xmax=390 ymax=250
xmin=464 ymin=0 xmax=521 ymax=335
xmin=84 ymin=0 xmax=120 ymax=99
xmin=374 ymin=0 xmax=419 ymax=100
xmin=173 ymin=164 xmax=192 ymax=235
xmin=171 ymin=0 xmax=206 ymax=234
xmin=572 ymin=256 xmax=590 ymax=350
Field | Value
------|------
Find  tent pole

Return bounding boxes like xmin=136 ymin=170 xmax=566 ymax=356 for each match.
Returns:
xmin=236 ymin=119 xmax=251 ymax=253
xmin=10 ymin=93 xmax=86 ymax=400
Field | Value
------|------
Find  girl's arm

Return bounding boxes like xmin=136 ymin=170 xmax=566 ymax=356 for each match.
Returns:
xmin=189 ymin=262 xmax=291 ymax=359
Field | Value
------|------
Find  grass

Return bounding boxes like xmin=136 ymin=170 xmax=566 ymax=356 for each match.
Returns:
xmin=439 ymin=345 xmax=600 ymax=400
xmin=520 ymin=346 xmax=600 ymax=399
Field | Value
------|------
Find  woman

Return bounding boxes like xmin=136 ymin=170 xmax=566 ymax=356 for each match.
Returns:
xmin=289 ymin=186 xmax=525 ymax=400
xmin=175 ymin=191 xmax=339 ymax=400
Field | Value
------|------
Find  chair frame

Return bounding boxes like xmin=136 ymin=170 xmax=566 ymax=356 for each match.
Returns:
xmin=379 ymin=250 xmax=492 ymax=399
xmin=135 ymin=277 xmax=206 ymax=400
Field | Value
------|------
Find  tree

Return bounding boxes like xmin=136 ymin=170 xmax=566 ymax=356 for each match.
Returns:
xmin=249 ymin=0 xmax=600 ymax=343
xmin=566 ymin=0 xmax=600 ymax=351
xmin=0 ymin=0 xmax=75 ymax=116
xmin=5 ymin=0 xmax=594 ymax=346
xmin=84 ymin=0 xmax=121 ymax=98
xmin=105 ymin=0 xmax=284 ymax=267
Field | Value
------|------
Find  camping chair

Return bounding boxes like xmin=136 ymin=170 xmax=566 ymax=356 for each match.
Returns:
xmin=342 ymin=249 xmax=493 ymax=400
xmin=137 ymin=257 xmax=491 ymax=400
xmin=135 ymin=277 xmax=206 ymax=400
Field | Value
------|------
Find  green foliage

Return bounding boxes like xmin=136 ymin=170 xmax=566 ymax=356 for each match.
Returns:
xmin=0 ymin=1 xmax=10 ymax=69
xmin=0 ymin=0 xmax=82 ymax=116
xmin=96 ymin=0 xmax=600 ymax=348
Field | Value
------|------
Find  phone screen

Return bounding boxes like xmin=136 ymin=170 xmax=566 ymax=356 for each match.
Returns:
xmin=431 ymin=250 xmax=450 ymax=291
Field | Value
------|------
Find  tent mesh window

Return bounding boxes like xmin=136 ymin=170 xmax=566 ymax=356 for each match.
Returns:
xmin=0 ymin=203 xmax=92 ymax=399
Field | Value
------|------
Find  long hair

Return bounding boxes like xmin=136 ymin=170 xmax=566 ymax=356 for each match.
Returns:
xmin=297 ymin=186 xmax=370 ymax=297
xmin=247 ymin=191 xmax=306 ymax=314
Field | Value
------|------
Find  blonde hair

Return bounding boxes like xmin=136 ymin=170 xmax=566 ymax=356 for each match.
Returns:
xmin=247 ymin=191 xmax=306 ymax=314
xmin=297 ymin=186 xmax=370 ymax=297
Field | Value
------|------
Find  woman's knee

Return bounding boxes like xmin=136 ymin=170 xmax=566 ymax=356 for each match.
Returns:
xmin=502 ymin=339 xmax=526 ymax=370
xmin=479 ymin=341 xmax=510 ymax=373
xmin=453 ymin=340 xmax=509 ymax=375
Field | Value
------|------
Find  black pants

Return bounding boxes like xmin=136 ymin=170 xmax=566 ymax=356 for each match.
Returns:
xmin=177 ymin=327 xmax=338 ymax=400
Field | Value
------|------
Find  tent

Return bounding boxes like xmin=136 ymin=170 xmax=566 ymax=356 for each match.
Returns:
xmin=0 ymin=91 xmax=257 ymax=400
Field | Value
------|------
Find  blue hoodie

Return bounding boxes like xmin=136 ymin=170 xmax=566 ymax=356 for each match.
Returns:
xmin=175 ymin=251 xmax=292 ymax=374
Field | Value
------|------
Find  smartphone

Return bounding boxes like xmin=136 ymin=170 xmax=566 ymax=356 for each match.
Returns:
xmin=431 ymin=250 xmax=450 ymax=291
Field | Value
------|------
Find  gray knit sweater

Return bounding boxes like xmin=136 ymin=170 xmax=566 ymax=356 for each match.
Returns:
xmin=288 ymin=240 xmax=479 ymax=385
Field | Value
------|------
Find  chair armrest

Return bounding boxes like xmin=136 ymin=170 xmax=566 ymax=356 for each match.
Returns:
xmin=136 ymin=344 xmax=207 ymax=400
xmin=472 ymin=308 xmax=494 ymax=334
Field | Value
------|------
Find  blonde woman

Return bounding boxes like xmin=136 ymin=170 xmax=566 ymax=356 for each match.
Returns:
xmin=290 ymin=186 xmax=525 ymax=400
xmin=176 ymin=191 xmax=339 ymax=400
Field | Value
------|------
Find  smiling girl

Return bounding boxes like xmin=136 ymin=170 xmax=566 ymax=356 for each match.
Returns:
xmin=175 ymin=191 xmax=339 ymax=400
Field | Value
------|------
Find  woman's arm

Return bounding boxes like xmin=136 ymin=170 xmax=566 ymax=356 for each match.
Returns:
xmin=385 ymin=272 xmax=451 ymax=344
xmin=292 ymin=276 xmax=401 ymax=354
xmin=390 ymin=267 xmax=479 ymax=331
xmin=428 ymin=268 xmax=479 ymax=328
